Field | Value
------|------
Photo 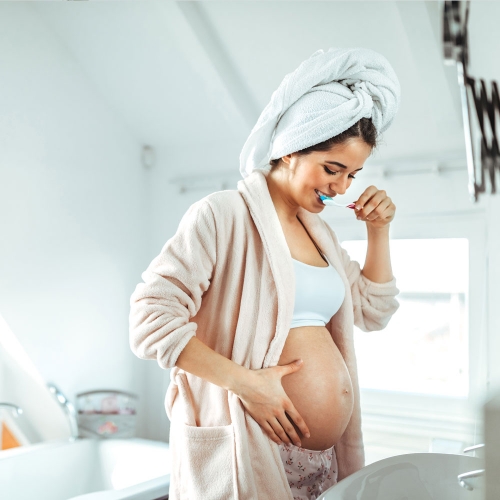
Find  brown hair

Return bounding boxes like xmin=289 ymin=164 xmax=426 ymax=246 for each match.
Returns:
xmin=269 ymin=117 xmax=378 ymax=169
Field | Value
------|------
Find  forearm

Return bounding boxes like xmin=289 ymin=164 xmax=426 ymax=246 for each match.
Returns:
xmin=176 ymin=333 xmax=311 ymax=447
xmin=361 ymin=224 xmax=394 ymax=283
xmin=175 ymin=336 xmax=248 ymax=393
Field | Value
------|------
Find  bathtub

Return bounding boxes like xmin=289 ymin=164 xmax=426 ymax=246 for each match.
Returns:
xmin=0 ymin=437 xmax=170 ymax=500
xmin=318 ymin=452 xmax=485 ymax=499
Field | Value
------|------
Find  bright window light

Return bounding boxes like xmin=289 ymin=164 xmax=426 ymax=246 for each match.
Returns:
xmin=342 ymin=238 xmax=469 ymax=398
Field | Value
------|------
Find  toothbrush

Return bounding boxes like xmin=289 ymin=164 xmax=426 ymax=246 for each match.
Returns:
xmin=319 ymin=194 xmax=357 ymax=209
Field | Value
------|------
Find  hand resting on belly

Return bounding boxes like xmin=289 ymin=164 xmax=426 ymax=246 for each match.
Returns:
xmin=233 ymin=326 xmax=354 ymax=451
xmin=233 ymin=359 xmax=312 ymax=448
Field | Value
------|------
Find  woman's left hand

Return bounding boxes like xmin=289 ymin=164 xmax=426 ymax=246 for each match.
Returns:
xmin=354 ymin=186 xmax=395 ymax=229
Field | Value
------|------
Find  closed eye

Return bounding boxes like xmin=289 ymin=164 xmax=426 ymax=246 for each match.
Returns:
xmin=323 ymin=166 xmax=356 ymax=179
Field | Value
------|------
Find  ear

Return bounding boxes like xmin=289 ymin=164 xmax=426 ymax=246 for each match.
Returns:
xmin=281 ymin=154 xmax=293 ymax=165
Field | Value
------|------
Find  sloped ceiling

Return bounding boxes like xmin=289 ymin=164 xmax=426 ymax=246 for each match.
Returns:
xmin=30 ymin=1 xmax=500 ymax=178
xmin=194 ymin=0 xmax=466 ymax=162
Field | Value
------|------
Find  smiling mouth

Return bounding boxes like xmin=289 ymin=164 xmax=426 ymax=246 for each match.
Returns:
xmin=314 ymin=189 xmax=334 ymax=203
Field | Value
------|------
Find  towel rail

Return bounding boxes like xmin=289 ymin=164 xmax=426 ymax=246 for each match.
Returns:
xmin=457 ymin=469 xmax=485 ymax=491
xmin=463 ymin=443 xmax=485 ymax=454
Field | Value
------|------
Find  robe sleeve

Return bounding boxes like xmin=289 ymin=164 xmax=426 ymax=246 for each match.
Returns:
xmin=129 ymin=198 xmax=217 ymax=369
xmin=325 ymin=223 xmax=400 ymax=332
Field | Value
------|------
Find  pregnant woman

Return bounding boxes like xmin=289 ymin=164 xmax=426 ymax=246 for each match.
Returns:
xmin=130 ymin=47 xmax=401 ymax=500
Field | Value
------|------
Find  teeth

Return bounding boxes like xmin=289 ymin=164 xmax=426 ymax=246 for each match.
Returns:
xmin=316 ymin=189 xmax=330 ymax=198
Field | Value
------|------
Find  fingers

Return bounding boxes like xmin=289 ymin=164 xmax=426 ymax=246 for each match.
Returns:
xmin=269 ymin=417 xmax=298 ymax=446
xmin=355 ymin=188 xmax=386 ymax=219
xmin=261 ymin=420 xmax=283 ymax=445
xmin=284 ymin=404 xmax=310 ymax=440
xmin=277 ymin=414 xmax=302 ymax=447
xmin=363 ymin=197 xmax=392 ymax=221
xmin=257 ymin=412 xmax=302 ymax=446
xmin=241 ymin=362 xmax=311 ymax=448
xmin=280 ymin=359 xmax=303 ymax=377
xmin=258 ymin=401 xmax=310 ymax=447
xmin=268 ymin=412 xmax=305 ymax=447
xmin=354 ymin=185 xmax=379 ymax=211
xmin=354 ymin=187 xmax=395 ymax=223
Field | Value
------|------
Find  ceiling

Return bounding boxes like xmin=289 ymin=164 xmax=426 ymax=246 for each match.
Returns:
xmin=29 ymin=0 xmax=500 ymax=179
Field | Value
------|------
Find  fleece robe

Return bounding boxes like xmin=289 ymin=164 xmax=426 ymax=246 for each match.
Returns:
xmin=129 ymin=168 xmax=400 ymax=499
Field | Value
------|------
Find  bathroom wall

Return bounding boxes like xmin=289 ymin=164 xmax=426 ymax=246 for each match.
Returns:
xmin=0 ymin=5 xmax=151 ymax=437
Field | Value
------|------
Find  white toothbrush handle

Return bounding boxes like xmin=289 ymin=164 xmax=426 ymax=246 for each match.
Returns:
xmin=322 ymin=199 xmax=346 ymax=207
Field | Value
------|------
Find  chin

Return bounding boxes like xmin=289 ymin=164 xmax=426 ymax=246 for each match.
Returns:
xmin=305 ymin=204 xmax=324 ymax=213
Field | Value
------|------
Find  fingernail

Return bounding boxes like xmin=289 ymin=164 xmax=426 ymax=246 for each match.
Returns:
xmin=295 ymin=441 xmax=301 ymax=447
xmin=356 ymin=205 xmax=361 ymax=210
xmin=305 ymin=433 xmax=310 ymax=438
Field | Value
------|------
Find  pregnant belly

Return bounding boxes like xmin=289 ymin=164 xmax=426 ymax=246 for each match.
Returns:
xmin=277 ymin=326 xmax=354 ymax=451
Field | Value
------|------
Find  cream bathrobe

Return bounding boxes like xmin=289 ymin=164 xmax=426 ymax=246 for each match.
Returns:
xmin=129 ymin=169 xmax=400 ymax=499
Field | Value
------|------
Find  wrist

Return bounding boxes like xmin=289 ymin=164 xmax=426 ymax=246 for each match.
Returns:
xmin=225 ymin=363 xmax=252 ymax=394
xmin=366 ymin=223 xmax=390 ymax=235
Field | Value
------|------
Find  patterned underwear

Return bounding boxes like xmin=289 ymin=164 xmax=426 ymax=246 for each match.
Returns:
xmin=278 ymin=442 xmax=338 ymax=500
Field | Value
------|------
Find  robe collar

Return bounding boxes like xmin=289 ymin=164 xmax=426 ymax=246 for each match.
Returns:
xmin=237 ymin=169 xmax=346 ymax=367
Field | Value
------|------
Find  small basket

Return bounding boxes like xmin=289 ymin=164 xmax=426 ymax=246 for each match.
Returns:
xmin=76 ymin=389 xmax=138 ymax=439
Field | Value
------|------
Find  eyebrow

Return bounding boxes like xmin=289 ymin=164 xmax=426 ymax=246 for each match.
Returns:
xmin=324 ymin=161 xmax=363 ymax=171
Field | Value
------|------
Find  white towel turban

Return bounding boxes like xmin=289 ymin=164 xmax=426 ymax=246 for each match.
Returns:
xmin=239 ymin=47 xmax=401 ymax=179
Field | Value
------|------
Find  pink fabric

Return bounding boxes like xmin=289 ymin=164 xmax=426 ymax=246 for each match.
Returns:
xmin=279 ymin=442 xmax=338 ymax=500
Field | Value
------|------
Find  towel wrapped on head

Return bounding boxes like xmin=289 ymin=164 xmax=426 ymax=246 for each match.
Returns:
xmin=239 ymin=47 xmax=401 ymax=179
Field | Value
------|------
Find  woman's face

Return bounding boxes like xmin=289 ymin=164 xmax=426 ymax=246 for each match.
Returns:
xmin=279 ymin=137 xmax=372 ymax=213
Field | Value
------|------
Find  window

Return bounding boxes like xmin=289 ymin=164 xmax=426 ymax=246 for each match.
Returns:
xmin=342 ymin=239 xmax=469 ymax=398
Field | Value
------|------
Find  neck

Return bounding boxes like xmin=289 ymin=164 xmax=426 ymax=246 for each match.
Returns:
xmin=265 ymin=169 xmax=301 ymax=225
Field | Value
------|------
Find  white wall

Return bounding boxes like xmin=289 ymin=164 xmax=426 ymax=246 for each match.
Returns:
xmin=0 ymin=4 xmax=151 ymax=438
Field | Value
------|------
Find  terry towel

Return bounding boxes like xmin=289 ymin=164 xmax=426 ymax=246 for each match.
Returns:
xmin=239 ymin=47 xmax=401 ymax=178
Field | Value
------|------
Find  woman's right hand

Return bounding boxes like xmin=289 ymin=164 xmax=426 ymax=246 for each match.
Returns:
xmin=232 ymin=359 xmax=310 ymax=447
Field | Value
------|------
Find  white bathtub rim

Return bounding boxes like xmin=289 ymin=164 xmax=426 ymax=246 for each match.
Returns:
xmin=68 ymin=475 xmax=170 ymax=500
xmin=0 ymin=436 xmax=169 ymax=460
xmin=0 ymin=436 xmax=70 ymax=459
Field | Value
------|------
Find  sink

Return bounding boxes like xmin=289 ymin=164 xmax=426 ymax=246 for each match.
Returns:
xmin=0 ymin=437 xmax=170 ymax=500
xmin=318 ymin=452 xmax=484 ymax=500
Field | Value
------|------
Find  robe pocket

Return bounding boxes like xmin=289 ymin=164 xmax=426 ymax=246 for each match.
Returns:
xmin=177 ymin=421 xmax=236 ymax=500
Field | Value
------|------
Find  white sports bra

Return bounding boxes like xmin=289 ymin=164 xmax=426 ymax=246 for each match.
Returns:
xmin=290 ymin=257 xmax=345 ymax=328
xmin=290 ymin=218 xmax=345 ymax=329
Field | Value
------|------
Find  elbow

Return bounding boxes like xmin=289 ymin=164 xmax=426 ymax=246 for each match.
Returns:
xmin=355 ymin=299 xmax=400 ymax=332
xmin=129 ymin=333 xmax=153 ymax=361
xmin=129 ymin=316 xmax=198 ymax=369
xmin=355 ymin=315 xmax=392 ymax=333
xmin=359 ymin=316 xmax=392 ymax=332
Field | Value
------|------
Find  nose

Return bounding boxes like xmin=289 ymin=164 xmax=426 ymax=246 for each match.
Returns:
xmin=331 ymin=174 xmax=350 ymax=195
